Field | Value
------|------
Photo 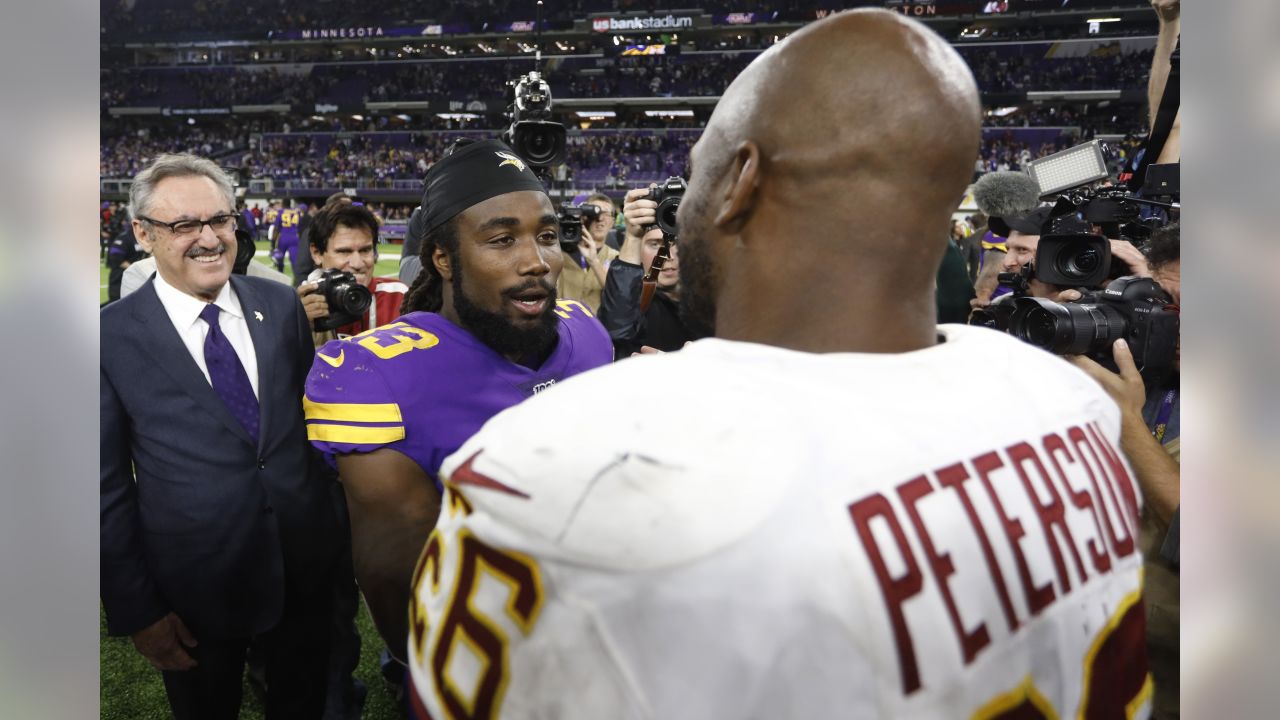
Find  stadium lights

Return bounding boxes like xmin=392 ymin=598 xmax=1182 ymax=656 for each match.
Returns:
xmin=987 ymin=106 xmax=1019 ymax=117
xmin=1026 ymin=140 xmax=1109 ymax=196
xmin=351 ymin=114 xmax=365 ymax=121
xmin=1086 ymin=17 xmax=1121 ymax=22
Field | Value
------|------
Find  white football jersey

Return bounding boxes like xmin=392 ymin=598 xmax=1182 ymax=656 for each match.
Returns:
xmin=407 ymin=326 xmax=1151 ymax=720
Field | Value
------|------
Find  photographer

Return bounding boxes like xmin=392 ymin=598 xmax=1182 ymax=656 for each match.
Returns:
xmin=298 ymin=203 xmax=406 ymax=347
xmin=597 ymin=185 xmax=699 ymax=357
xmin=993 ymin=204 xmax=1151 ymax=300
xmin=556 ymin=193 xmax=620 ymax=314
xmin=1069 ymin=222 xmax=1179 ymax=720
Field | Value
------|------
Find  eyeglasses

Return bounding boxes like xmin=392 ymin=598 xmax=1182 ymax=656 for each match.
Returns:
xmin=138 ymin=213 xmax=238 ymax=238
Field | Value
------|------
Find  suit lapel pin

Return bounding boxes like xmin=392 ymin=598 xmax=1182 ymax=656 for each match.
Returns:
xmin=254 ymin=311 xmax=264 ymax=322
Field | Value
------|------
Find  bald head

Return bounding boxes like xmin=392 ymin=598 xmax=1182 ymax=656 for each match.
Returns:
xmin=675 ymin=9 xmax=981 ymax=352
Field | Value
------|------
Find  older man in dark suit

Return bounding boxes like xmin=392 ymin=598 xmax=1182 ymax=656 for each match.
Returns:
xmin=101 ymin=153 xmax=339 ymax=719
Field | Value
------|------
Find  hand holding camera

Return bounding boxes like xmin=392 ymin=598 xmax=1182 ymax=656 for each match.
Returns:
xmin=297 ymin=282 xmax=329 ymax=322
xmin=578 ymin=230 xmax=602 ymax=269
xmin=623 ymin=187 xmax=658 ymax=242
xmin=1068 ymin=339 xmax=1148 ymax=419
xmin=303 ymin=268 xmax=373 ymax=332
xmin=620 ymin=186 xmax=659 ymax=265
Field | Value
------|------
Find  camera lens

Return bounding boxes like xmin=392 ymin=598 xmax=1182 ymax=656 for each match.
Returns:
xmin=1053 ymin=246 xmax=1100 ymax=281
xmin=512 ymin=121 xmax=566 ymax=166
xmin=526 ymin=131 xmax=553 ymax=157
xmin=1020 ymin=306 xmax=1059 ymax=348
xmin=1009 ymin=297 xmax=1126 ymax=356
xmin=1071 ymin=248 xmax=1100 ymax=273
xmin=336 ymin=283 xmax=372 ymax=315
xmin=656 ymin=199 xmax=680 ymax=235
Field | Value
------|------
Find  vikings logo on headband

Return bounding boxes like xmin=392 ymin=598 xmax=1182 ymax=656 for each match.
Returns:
xmin=496 ymin=151 xmax=527 ymax=172
xmin=419 ymin=139 xmax=549 ymax=235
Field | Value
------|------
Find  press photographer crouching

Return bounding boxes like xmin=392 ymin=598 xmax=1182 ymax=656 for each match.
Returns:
xmin=598 ymin=179 xmax=701 ymax=357
xmin=298 ymin=202 xmax=406 ymax=347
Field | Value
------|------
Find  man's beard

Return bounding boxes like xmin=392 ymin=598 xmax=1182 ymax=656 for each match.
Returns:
xmin=451 ymin=259 xmax=561 ymax=361
xmin=676 ymin=232 xmax=717 ymax=340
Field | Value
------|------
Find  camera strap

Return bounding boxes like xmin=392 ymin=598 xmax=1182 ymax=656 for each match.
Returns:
xmin=639 ymin=234 xmax=675 ymax=314
xmin=1151 ymin=388 xmax=1177 ymax=443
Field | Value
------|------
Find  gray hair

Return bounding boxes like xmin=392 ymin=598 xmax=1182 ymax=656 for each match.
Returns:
xmin=129 ymin=153 xmax=235 ymax=221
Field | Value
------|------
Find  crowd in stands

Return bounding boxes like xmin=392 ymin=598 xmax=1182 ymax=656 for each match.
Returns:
xmin=104 ymin=119 xmax=1138 ymax=192
xmin=100 ymin=125 xmax=249 ymax=178
xmin=101 ymin=44 xmax=1155 ymax=109
xmin=246 ymin=133 xmax=467 ymax=187
xmin=563 ymin=133 xmax=698 ymax=186
xmin=102 ymin=0 xmax=1151 ymax=40
xmin=960 ymin=47 xmax=1155 ymax=93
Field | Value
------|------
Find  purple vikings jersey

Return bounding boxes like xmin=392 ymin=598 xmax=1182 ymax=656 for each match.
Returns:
xmin=304 ymin=300 xmax=612 ymax=488
xmin=274 ymin=207 xmax=302 ymax=246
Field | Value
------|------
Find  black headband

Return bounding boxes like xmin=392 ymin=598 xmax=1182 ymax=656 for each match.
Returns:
xmin=420 ymin=139 xmax=548 ymax=235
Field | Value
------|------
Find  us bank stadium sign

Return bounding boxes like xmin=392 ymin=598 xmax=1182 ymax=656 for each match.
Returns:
xmin=589 ymin=14 xmax=699 ymax=33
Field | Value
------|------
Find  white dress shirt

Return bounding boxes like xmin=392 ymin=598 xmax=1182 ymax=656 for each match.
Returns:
xmin=152 ymin=273 xmax=260 ymax=399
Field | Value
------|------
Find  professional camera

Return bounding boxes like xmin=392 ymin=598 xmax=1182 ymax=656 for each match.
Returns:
xmin=968 ymin=261 xmax=1032 ymax=330
xmin=1005 ymin=276 xmax=1179 ymax=383
xmin=557 ymin=205 xmax=585 ymax=254
xmin=646 ymin=176 xmax=686 ymax=236
xmin=968 ymin=293 xmax=1018 ymax=332
xmin=312 ymin=268 xmax=373 ymax=331
xmin=1033 ymin=232 xmax=1112 ymax=287
xmin=501 ymin=71 xmax=565 ymax=167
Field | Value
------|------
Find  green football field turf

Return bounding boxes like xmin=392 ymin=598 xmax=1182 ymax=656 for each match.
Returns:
xmin=101 ymin=602 xmax=405 ymax=720
xmin=100 ymin=241 xmax=403 ymax=305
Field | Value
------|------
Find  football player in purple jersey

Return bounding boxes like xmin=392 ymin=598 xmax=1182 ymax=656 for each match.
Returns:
xmin=303 ymin=139 xmax=612 ymax=666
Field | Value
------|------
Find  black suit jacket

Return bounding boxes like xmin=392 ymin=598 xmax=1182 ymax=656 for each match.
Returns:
xmin=101 ymin=274 xmax=339 ymax=638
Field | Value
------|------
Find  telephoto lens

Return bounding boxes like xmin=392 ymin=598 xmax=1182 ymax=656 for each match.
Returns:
xmin=1008 ymin=297 xmax=1126 ymax=355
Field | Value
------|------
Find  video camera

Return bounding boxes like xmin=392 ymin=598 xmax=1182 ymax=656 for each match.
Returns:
xmin=646 ymin=176 xmax=686 ymax=236
xmin=501 ymin=71 xmax=566 ymax=168
xmin=311 ymin=268 xmax=373 ymax=332
xmin=557 ymin=205 xmax=586 ymax=254
xmin=969 ymin=141 xmax=1181 ymax=382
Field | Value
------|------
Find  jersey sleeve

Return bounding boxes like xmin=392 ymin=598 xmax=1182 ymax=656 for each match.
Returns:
xmin=303 ymin=337 xmax=406 ymax=458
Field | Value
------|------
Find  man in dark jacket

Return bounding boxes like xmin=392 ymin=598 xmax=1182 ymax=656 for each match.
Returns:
xmin=598 ymin=186 xmax=699 ymax=356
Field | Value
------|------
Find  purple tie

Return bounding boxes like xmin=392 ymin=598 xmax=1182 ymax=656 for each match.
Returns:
xmin=199 ymin=303 xmax=259 ymax=442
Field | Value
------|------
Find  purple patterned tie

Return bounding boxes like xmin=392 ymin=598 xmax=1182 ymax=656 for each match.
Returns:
xmin=199 ymin=303 xmax=260 ymax=442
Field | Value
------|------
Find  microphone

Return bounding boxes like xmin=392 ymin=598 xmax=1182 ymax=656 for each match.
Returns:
xmin=973 ymin=171 xmax=1042 ymax=219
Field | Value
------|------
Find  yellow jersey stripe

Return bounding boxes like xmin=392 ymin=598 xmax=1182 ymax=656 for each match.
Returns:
xmin=307 ymin=423 xmax=406 ymax=445
xmin=303 ymin=397 xmax=403 ymax=424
